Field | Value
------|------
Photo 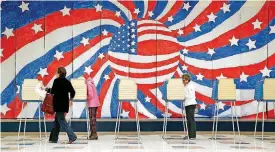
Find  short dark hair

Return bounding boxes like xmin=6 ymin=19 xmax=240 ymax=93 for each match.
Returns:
xmin=182 ymin=73 xmax=191 ymax=82
xmin=57 ymin=67 xmax=66 ymax=77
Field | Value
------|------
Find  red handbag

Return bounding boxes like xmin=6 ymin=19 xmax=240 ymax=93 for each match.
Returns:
xmin=41 ymin=93 xmax=55 ymax=115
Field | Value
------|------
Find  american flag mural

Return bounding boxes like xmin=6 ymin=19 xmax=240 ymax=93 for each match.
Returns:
xmin=1 ymin=0 xmax=275 ymax=119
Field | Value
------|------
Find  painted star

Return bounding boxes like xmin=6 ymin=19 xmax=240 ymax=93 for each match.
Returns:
xmin=220 ymin=3 xmax=230 ymax=13
xmin=32 ymin=23 xmax=43 ymax=34
xmin=1 ymin=103 xmax=11 ymax=115
xmin=2 ymin=27 xmax=14 ymax=39
xmin=134 ymin=8 xmax=140 ymax=15
xmin=218 ymin=102 xmax=226 ymax=110
xmin=260 ymin=66 xmax=272 ymax=77
xmin=54 ymin=50 xmax=64 ymax=61
xmin=81 ymin=37 xmax=90 ymax=46
xmin=245 ymin=39 xmax=256 ymax=50
xmin=252 ymin=19 xmax=262 ymax=30
xmin=38 ymin=67 xmax=48 ymax=78
xmin=269 ymin=25 xmax=275 ymax=34
xmin=193 ymin=24 xmax=201 ymax=32
xmin=145 ymin=96 xmax=151 ymax=102
xmin=229 ymin=36 xmax=239 ymax=46
xmin=120 ymin=110 xmax=130 ymax=118
xmin=216 ymin=73 xmax=227 ymax=80
xmin=102 ymin=29 xmax=108 ymax=36
xmin=98 ymin=53 xmax=105 ymax=59
xmin=182 ymin=48 xmax=189 ymax=54
xmin=60 ymin=6 xmax=71 ymax=16
xmin=207 ymin=48 xmax=215 ymax=56
xmin=181 ymin=65 xmax=188 ymax=71
xmin=196 ymin=73 xmax=204 ymax=81
xmin=104 ymin=74 xmax=110 ymax=81
xmin=18 ymin=1 xmax=29 ymax=13
xmin=207 ymin=12 xmax=217 ymax=23
xmin=183 ymin=2 xmax=191 ymax=11
xmin=84 ymin=66 xmax=93 ymax=75
xmin=240 ymin=72 xmax=249 ymax=82
xmin=95 ymin=3 xmax=102 ymax=12
xmin=115 ymin=11 xmax=121 ymax=17
xmin=148 ymin=11 xmax=154 ymax=17
xmin=177 ymin=29 xmax=184 ymax=35
xmin=168 ymin=16 xmax=174 ymax=22
xmin=200 ymin=103 xmax=207 ymax=110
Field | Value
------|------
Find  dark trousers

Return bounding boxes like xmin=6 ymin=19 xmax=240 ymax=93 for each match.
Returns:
xmin=49 ymin=112 xmax=77 ymax=142
xmin=89 ymin=107 xmax=98 ymax=134
xmin=185 ymin=105 xmax=196 ymax=138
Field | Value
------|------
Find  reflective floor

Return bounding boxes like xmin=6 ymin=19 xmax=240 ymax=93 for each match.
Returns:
xmin=1 ymin=132 xmax=275 ymax=152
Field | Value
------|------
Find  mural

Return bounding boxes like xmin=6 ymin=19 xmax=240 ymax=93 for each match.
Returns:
xmin=1 ymin=1 xmax=275 ymax=119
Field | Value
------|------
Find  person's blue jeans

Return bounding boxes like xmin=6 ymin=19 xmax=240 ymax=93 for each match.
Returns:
xmin=49 ymin=112 xmax=77 ymax=142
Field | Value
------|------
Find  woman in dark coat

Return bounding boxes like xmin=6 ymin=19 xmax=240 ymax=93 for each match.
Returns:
xmin=46 ymin=67 xmax=77 ymax=144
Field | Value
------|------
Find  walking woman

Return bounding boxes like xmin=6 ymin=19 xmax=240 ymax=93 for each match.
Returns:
xmin=86 ymin=77 xmax=100 ymax=140
xmin=47 ymin=67 xmax=77 ymax=144
xmin=182 ymin=74 xmax=197 ymax=140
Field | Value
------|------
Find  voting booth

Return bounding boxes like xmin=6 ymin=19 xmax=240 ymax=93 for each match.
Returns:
xmin=163 ymin=79 xmax=188 ymax=139
xmin=212 ymin=78 xmax=240 ymax=140
xmin=254 ymin=78 xmax=275 ymax=140
xmin=18 ymin=79 xmax=47 ymax=140
xmin=115 ymin=79 xmax=140 ymax=140
xmin=71 ymin=77 xmax=89 ymax=137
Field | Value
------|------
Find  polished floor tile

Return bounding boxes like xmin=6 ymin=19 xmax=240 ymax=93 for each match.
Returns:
xmin=1 ymin=133 xmax=275 ymax=152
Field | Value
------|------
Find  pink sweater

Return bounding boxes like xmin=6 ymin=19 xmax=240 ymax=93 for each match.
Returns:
xmin=86 ymin=78 xmax=100 ymax=107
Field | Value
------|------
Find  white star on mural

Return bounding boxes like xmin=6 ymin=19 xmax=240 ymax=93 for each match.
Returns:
xmin=18 ymin=1 xmax=29 ymax=13
xmin=220 ymin=3 xmax=230 ymax=13
xmin=81 ymin=37 xmax=90 ymax=46
xmin=16 ymin=85 xmax=20 ymax=94
xmin=193 ymin=24 xmax=201 ymax=32
xmin=182 ymin=48 xmax=189 ymax=54
xmin=181 ymin=65 xmax=188 ymax=71
xmin=84 ymin=66 xmax=93 ymax=75
xmin=120 ymin=110 xmax=130 ymax=118
xmin=145 ymin=96 xmax=151 ymax=102
xmin=54 ymin=50 xmax=64 ymax=61
xmin=102 ymin=29 xmax=108 ymax=36
xmin=200 ymin=103 xmax=207 ymax=110
xmin=240 ymin=72 xmax=249 ymax=82
xmin=216 ymin=73 xmax=227 ymax=80
xmin=196 ymin=73 xmax=204 ymax=81
xmin=245 ymin=39 xmax=256 ymax=50
xmin=260 ymin=66 xmax=272 ymax=77
xmin=2 ymin=27 xmax=14 ymax=39
xmin=207 ymin=48 xmax=215 ymax=56
xmin=60 ymin=6 xmax=71 ymax=16
xmin=98 ymin=53 xmax=105 ymax=59
xmin=182 ymin=2 xmax=191 ymax=11
xmin=168 ymin=16 xmax=174 ymax=22
xmin=115 ymin=11 xmax=121 ymax=17
xmin=95 ymin=3 xmax=102 ymax=12
xmin=269 ymin=25 xmax=275 ymax=34
xmin=207 ymin=12 xmax=217 ymax=23
xmin=31 ymin=23 xmax=43 ymax=34
xmin=162 ymin=112 xmax=172 ymax=118
xmin=252 ymin=19 xmax=262 ymax=30
xmin=229 ymin=36 xmax=239 ymax=46
xmin=177 ymin=29 xmax=184 ymax=35
xmin=104 ymin=74 xmax=110 ymax=81
xmin=1 ymin=103 xmax=11 ymax=115
xmin=217 ymin=102 xmax=226 ymax=110
xmin=134 ymin=8 xmax=140 ymax=14
xmin=148 ymin=11 xmax=154 ymax=17
xmin=38 ymin=67 xmax=48 ymax=78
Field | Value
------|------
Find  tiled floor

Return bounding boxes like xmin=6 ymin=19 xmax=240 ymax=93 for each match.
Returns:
xmin=1 ymin=133 xmax=275 ymax=152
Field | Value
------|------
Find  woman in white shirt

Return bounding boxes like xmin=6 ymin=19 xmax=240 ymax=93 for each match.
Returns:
xmin=182 ymin=74 xmax=197 ymax=140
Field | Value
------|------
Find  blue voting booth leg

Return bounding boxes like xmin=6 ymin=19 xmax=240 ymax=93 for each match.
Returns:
xmin=162 ymin=101 xmax=188 ymax=140
xmin=115 ymin=101 xmax=140 ymax=140
xmin=18 ymin=102 xmax=47 ymax=141
xmin=254 ymin=101 xmax=275 ymax=140
xmin=212 ymin=101 xmax=240 ymax=140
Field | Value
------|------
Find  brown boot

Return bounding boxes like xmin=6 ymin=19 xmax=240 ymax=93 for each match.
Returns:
xmin=89 ymin=132 xmax=98 ymax=140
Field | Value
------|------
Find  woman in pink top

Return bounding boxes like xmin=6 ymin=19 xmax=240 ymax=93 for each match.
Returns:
xmin=86 ymin=77 xmax=100 ymax=140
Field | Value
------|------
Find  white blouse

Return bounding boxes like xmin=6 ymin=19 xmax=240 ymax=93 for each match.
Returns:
xmin=184 ymin=82 xmax=197 ymax=107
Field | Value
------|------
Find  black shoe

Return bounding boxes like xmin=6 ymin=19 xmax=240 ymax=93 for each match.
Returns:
xmin=68 ymin=137 xmax=77 ymax=144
